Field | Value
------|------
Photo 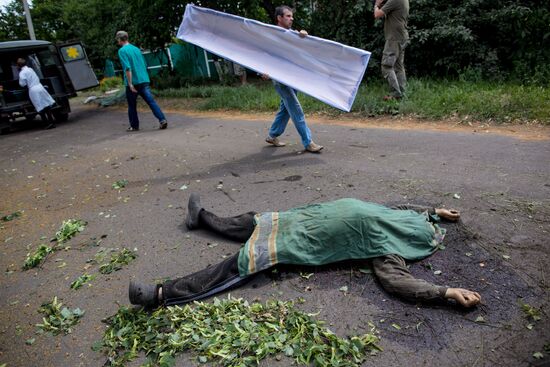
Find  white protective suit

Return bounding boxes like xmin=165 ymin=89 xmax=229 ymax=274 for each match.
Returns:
xmin=18 ymin=66 xmax=55 ymax=112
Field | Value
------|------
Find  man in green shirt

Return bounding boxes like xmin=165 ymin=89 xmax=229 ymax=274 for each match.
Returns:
xmin=116 ymin=31 xmax=167 ymax=131
xmin=129 ymin=194 xmax=481 ymax=309
xmin=374 ymin=0 xmax=409 ymax=100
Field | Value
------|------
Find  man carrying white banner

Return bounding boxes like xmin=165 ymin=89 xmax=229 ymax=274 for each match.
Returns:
xmin=262 ymin=5 xmax=323 ymax=153
xmin=177 ymin=4 xmax=371 ymax=152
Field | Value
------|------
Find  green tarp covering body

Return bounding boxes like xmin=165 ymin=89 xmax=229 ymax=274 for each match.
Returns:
xmin=238 ymin=198 xmax=441 ymax=276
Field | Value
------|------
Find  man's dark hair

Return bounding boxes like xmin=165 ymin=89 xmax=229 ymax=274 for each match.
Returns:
xmin=16 ymin=58 xmax=26 ymax=68
xmin=275 ymin=5 xmax=293 ymax=19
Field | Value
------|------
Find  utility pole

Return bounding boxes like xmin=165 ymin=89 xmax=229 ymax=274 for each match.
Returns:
xmin=22 ymin=0 xmax=36 ymax=40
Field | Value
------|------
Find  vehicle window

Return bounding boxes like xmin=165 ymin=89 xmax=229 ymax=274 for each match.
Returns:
xmin=37 ymin=50 xmax=56 ymax=67
xmin=60 ymin=44 xmax=85 ymax=62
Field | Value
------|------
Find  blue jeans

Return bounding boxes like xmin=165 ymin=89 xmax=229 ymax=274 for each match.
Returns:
xmin=126 ymin=83 xmax=166 ymax=129
xmin=268 ymin=81 xmax=312 ymax=148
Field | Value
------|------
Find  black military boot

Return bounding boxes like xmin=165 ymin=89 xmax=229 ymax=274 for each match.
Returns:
xmin=185 ymin=193 xmax=202 ymax=230
xmin=129 ymin=281 xmax=159 ymax=308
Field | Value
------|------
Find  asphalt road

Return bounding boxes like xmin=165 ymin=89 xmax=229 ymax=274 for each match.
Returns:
xmin=1 ymin=105 xmax=549 ymax=366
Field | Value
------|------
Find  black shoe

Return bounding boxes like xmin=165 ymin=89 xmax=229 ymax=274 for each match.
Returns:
xmin=44 ymin=123 xmax=56 ymax=130
xmin=185 ymin=193 xmax=202 ymax=230
xmin=129 ymin=281 xmax=158 ymax=308
xmin=159 ymin=120 xmax=168 ymax=129
xmin=127 ymin=127 xmax=139 ymax=132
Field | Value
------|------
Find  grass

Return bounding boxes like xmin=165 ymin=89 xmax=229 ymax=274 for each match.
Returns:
xmin=154 ymin=79 xmax=550 ymax=124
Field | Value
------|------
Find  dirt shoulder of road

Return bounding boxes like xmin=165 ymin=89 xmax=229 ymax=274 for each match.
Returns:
xmin=113 ymin=98 xmax=550 ymax=141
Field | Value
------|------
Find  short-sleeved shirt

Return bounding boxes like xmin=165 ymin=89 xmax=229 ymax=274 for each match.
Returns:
xmin=117 ymin=43 xmax=150 ymax=86
xmin=381 ymin=0 xmax=409 ymax=41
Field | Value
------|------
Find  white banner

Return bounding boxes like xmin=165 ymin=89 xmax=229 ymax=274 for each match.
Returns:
xmin=177 ymin=4 xmax=371 ymax=112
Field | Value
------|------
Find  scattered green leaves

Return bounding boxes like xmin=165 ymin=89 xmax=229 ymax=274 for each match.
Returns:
xmin=99 ymin=248 xmax=137 ymax=274
xmin=23 ymin=245 xmax=53 ymax=270
xmin=56 ymin=219 xmax=87 ymax=243
xmin=70 ymin=274 xmax=96 ymax=290
xmin=112 ymin=179 xmax=129 ymax=190
xmin=299 ymin=272 xmax=314 ymax=280
xmin=533 ymin=352 xmax=544 ymax=359
xmin=2 ymin=211 xmax=22 ymax=221
xmin=36 ymin=297 xmax=85 ymax=335
xmin=520 ymin=302 xmax=542 ymax=322
xmin=95 ymin=297 xmax=381 ymax=367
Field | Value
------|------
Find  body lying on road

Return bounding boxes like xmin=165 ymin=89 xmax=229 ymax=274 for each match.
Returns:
xmin=129 ymin=194 xmax=481 ymax=309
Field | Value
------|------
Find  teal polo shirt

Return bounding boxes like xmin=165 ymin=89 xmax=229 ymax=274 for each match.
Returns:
xmin=118 ymin=43 xmax=150 ymax=86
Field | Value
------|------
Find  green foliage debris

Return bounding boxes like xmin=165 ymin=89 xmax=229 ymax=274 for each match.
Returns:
xmin=56 ymin=219 xmax=87 ymax=243
xmin=36 ymin=297 xmax=85 ymax=335
xmin=1 ymin=211 xmax=22 ymax=221
xmin=520 ymin=302 xmax=542 ymax=322
xmin=23 ymin=245 xmax=53 ymax=270
xmin=70 ymin=274 xmax=96 ymax=290
xmin=112 ymin=179 xmax=129 ymax=190
xmin=95 ymin=297 xmax=381 ymax=367
xmin=99 ymin=248 xmax=138 ymax=274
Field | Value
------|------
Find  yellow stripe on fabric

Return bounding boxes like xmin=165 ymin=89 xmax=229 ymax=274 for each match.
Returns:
xmin=268 ymin=212 xmax=279 ymax=266
xmin=247 ymin=217 xmax=261 ymax=274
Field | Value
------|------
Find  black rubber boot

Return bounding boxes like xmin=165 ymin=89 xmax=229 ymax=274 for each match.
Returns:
xmin=129 ymin=281 xmax=159 ymax=308
xmin=185 ymin=193 xmax=202 ymax=230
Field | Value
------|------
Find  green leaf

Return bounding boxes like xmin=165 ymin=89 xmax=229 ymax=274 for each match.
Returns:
xmin=533 ymin=352 xmax=543 ymax=359
xmin=25 ymin=338 xmax=35 ymax=345
xmin=475 ymin=316 xmax=485 ymax=323
xmin=2 ymin=211 xmax=22 ymax=222
xmin=391 ymin=323 xmax=401 ymax=330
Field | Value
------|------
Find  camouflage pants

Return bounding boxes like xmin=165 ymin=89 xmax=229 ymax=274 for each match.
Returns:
xmin=381 ymin=39 xmax=409 ymax=98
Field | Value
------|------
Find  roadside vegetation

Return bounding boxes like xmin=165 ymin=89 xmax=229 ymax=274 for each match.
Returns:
xmin=150 ymin=78 xmax=550 ymax=124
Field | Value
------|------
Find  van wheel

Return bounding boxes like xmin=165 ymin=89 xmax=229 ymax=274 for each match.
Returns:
xmin=53 ymin=111 xmax=69 ymax=122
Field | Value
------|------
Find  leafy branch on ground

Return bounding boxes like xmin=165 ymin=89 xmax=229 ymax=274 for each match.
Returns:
xmin=56 ymin=219 xmax=87 ymax=243
xmin=23 ymin=245 xmax=53 ymax=270
xmin=2 ymin=211 xmax=22 ymax=221
xmin=94 ymin=297 xmax=381 ymax=367
xmin=112 ymin=179 xmax=129 ymax=190
xmin=70 ymin=274 xmax=96 ymax=290
xmin=22 ymin=219 xmax=87 ymax=270
xmin=36 ymin=297 xmax=85 ymax=335
xmin=99 ymin=248 xmax=138 ymax=274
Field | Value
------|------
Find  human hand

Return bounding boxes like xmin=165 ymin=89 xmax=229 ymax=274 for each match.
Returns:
xmin=261 ymin=73 xmax=270 ymax=81
xmin=299 ymin=30 xmax=308 ymax=38
xmin=445 ymin=288 xmax=481 ymax=307
xmin=129 ymin=84 xmax=137 ymax=93
xmin=435 ymin=208 xmax=460 ymax=221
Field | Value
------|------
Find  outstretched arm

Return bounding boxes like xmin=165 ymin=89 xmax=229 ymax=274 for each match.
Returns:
xmin=391 ymin=204 xmax=461 ymax=222
xmin=372 ymin=254 xmax=481 ymax=307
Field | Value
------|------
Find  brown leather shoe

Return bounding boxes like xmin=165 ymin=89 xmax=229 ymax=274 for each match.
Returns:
xmin=306 ymin=142 xmax=324 ymax=153
xmin=265 ymin=136 xmax=286 ymax=147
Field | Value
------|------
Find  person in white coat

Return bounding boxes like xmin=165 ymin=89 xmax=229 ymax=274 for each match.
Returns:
xmin=17 ymin=58 xmax=56 ymax=129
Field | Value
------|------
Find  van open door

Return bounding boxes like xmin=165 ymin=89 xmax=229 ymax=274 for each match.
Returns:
xmin=57 ymin=42 xmax=99 ymax=91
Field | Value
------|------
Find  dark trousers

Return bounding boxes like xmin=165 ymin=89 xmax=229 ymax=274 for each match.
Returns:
xmin=162 ymin=210 xmax=257 ymax=306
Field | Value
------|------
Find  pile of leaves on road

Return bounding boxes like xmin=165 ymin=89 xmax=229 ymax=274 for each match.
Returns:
xmin=70 ymin=273 xmax=96 ymax=290
xmin=36 ymin=297 xmax=85 ymax=335
xmin=99 ymin=248 xmax=138 ymax=274
xmin=94 ymin=297 xmax=381 ymax=367
xmin=2 ymin=211 xmax=22 ymax=221
xmin=56 ymin=219 xmax=87 ymax=243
